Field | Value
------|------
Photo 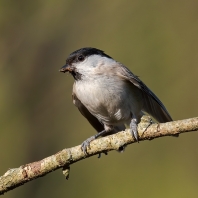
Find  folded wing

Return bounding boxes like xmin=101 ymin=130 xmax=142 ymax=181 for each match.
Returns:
xmin=117 ymin=64 xmax=173 ymax=123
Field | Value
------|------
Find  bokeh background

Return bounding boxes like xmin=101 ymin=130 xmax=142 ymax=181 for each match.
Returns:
xmin=0 ymin=0 xmax=198 ymax=197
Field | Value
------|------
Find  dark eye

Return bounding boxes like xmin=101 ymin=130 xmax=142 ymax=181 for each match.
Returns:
xmin=77 ymin=55 xmax=85 ymax=62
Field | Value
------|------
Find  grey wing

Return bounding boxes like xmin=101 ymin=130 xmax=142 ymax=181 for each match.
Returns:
xmin=118 ymin=64 xmax=173 ymax=123
xmin=72 ymin=93 xmax=104 ymax=132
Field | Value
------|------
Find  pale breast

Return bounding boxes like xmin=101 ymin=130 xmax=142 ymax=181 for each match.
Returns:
xmin=73 ymin=76 xmax=143 ymax=125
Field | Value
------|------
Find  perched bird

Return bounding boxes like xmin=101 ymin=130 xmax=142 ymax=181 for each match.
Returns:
xmin=60 ymin=47 xmax=173 ymax=154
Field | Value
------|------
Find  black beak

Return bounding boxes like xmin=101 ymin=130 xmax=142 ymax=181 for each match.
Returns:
xmin=59 ymin=64 xmax=71 ymax=73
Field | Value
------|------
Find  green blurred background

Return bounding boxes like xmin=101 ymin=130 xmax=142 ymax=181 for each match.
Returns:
xmin=0 ymin=0 xmax=198 ymax=197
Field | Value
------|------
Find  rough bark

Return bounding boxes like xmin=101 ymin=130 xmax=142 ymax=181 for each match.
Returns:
xmin=0 ymin=116 xmax=198 ymax=195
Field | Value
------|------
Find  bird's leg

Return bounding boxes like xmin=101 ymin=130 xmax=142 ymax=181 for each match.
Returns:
xmin=130 ymin=115 xmax=153 ymax=141
xmin=130 ymin=118 xmax=139 ymax=142
xmin=81 ymin=130 xmax=108 ymax=155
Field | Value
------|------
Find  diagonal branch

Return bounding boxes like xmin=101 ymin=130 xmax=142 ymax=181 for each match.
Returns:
xmin=0 ymin=116 xmax=198 ymax=195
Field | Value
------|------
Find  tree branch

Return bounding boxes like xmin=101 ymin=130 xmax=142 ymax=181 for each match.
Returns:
xmin=0 ymin=116 xmax=198 ymax=195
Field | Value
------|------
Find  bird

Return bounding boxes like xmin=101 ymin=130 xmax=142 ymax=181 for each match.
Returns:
xmin=59 ymin=47 xmax=173 ymax=154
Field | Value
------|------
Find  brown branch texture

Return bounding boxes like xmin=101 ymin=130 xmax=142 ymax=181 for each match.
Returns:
xmin=0 ymin=116 xmax=198 ymax=195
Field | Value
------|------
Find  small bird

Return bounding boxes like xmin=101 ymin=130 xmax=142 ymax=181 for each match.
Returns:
xmin=60 ymin=47 xmax=173 ymax=154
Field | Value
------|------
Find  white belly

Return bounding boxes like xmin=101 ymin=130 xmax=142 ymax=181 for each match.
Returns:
xmin=74 ymin=77 xmax=143 ymax=125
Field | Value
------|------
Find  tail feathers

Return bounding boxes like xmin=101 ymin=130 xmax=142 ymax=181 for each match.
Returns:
xmin=142 ymin=93 xmax=172 ymax=123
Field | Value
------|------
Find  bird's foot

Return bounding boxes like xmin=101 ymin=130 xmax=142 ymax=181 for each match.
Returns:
xmin=138 ymin=115 xmax=153 ymax=137
xmin=130 ymin=116 xmax=153 ymax=141
xmin=81 ymin=130 xmax=107 ymax=155
xmin=81 ymin=135 xmax=96 ymax=155
xmin=98 ymin=151 xmax=108 ymax=158
xmin=130 ymin=118 xmax=139 ymax=141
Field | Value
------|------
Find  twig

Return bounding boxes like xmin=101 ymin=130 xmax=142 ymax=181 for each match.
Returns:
xmin=0 ymin=116 xmax=198 ymax=195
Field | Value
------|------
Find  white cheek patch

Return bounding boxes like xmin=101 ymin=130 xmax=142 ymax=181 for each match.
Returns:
xmin=74 ymin=54 xmax=117 ymax=76
xmin=79 ymin=55 xmax=101 ymax=68
xmin=72 ymin=55 xmax=99 ymax=75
